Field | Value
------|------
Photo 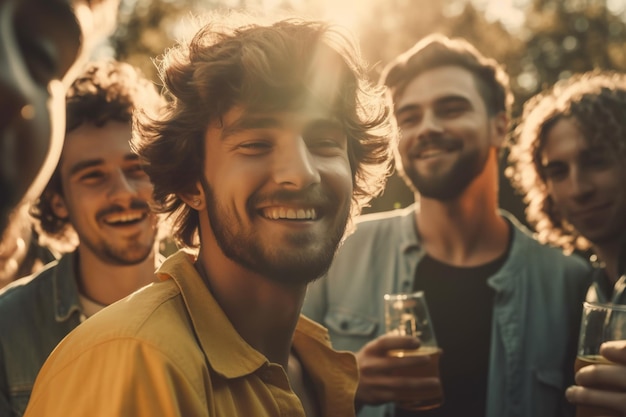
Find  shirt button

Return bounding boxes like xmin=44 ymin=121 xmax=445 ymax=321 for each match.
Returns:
xmin=340 ymin=321 xmax=349 ymax=330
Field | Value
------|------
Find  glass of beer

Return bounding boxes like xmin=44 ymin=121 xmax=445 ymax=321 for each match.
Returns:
xmin=384 ymin=291 xmax=443 ymax=411
xmin=575 ymin=301 xmax=626 ymax=417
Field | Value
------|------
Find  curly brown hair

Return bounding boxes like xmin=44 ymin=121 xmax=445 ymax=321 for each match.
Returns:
xmin=133 ymin=14 xmax=395 ymax=248
xmin=507 ymin=71 xmax=626 ymax=253
xmin=31 ymin=59 xmax=164 ymax=250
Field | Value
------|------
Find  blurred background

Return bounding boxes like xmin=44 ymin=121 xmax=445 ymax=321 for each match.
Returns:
xmin=100 ymin=0 xmax=626 ymax=221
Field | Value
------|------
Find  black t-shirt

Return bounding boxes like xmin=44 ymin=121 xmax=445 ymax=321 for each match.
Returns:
xmin=396 ymin=247 xmax=509 ymax=417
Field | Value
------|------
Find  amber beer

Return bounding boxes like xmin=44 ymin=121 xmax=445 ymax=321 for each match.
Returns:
xmin=388 ymin=346 xmax=444 ymax=411
xmin=574 ymin=355 xmax=620 ymax=417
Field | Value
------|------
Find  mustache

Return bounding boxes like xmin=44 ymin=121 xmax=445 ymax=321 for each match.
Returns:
xmin=248 ymin=187 xmax=334 ymax=209
xmin=96 ymin=199 xmax=151 ymax=220
xmin=408 ymin=135 xmax=462 ymax=156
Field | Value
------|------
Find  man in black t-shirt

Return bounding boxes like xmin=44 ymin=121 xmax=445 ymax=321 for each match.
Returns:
xmin=303 ymin=34 xmax=591 ymax=417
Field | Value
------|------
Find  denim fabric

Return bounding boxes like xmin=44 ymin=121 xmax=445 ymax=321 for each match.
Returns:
xmin=0 ymin=253 xmax=82 ymax=417
xmin=303 ymin=205 xmax=592 ymax=417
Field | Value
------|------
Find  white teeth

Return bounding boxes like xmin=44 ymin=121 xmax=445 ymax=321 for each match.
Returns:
xmin=263 ymin=208 xmax=317 ymax=220
xmin=103 ymin=212 xmax=144 ymax=224
xmin=419 ymin=148 xmax=446 ymax=158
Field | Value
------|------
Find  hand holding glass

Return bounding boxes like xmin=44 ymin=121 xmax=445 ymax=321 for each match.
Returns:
xmin=384 ymin=291 xmax=443 ymax=410
xmin=575 ymin=302 xmax=626 ymax=417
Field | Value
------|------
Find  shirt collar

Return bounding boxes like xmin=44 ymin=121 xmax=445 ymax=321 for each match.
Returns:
xmin=156 ymin=250 xmax=357 ymax=385
xmin=53 ymin=251 xmax=82 ymax=322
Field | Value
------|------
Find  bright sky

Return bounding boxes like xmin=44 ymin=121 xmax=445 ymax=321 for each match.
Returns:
xmin=255 ymin=0 xmax=531 ymax=34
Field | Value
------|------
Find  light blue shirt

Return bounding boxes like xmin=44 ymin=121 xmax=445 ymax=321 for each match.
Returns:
xmin=303 ymin=205 xmax=592 ymax=417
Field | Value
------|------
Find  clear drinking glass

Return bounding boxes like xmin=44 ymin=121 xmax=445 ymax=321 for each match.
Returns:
xmin=575 ymin=301 xmax=626 ymax=417
xmin=384 ymin=291 xmax=443 ymax=411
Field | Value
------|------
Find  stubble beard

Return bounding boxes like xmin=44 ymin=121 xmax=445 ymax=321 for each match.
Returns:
xmin=403 ymin=144 xmax=490 ymax=201
xmin=202 ymin=181 xmax=349 ymax=285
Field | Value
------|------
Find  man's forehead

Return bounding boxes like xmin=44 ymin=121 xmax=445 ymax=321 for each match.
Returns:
xmin=395 ymin=66 xmax=478 ymax=109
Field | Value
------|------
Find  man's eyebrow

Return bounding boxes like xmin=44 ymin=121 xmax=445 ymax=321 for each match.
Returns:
xmin=395 ymin=104 xmax=421 ymax=118
xmin=395 ymin=94 xmax=471 ymax=117
xmin=69 ymin=159 xmax=104 ymax=176
xmin=220 ymin=116 xmax=283 ymax=139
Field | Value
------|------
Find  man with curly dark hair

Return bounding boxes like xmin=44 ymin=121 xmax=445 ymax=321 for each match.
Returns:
xmin=24 ymin=13 xmax=395 ymax=417
xmin=508 ymin=70 xmax=626 ymax=416
xmin=0 ymin=59 xmax=164 ymax=417
xmin=304 ymin=34 xmax=592 ymax=417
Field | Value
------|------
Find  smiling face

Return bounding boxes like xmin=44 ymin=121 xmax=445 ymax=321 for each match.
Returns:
xmin=394 ymin=66 xmax=502 ymax=200
xmin=541 ymin=117 xmax=626 ymax=248
xmin=196 ymin=105 xmax=353 ymax=285
xmin=52 ymin=121 xmax=158 ymax=265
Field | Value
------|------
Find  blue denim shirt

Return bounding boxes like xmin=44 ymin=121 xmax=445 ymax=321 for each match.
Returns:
xmin=303 ymin=205 xmax=592 ymax=417
xmin=0 ymin=252 xmax=82 ymax=417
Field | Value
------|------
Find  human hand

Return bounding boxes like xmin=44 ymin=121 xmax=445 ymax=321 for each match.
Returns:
xmin=566 ymin=340 xmax=626 ymax=415
xmin=354 ymin=333 xmax=442 ymax=409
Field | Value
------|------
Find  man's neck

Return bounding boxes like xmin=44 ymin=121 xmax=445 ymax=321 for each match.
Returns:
xmin=415 ymin=172 xmax=509 ymax=267
xmin=197 ymin=246 xmax=306 ymax=368
xmin=76 ymin=247 xmax=156 ymax=306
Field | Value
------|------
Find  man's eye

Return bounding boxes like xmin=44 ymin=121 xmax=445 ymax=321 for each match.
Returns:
xmin=583 ymin=155 xmax=612 ymax=170
xmin=237 ymin=141 xmax=272 ymax=155
xmin=543 ymin=166 xmax=568 ymax=181
xmin=127 ymin=165 xmax=148 ymax=178
xmin=398 ymin=115 xmax=421 ymax=128
xmin=79 ymin=171 xmax=105 ymax=182
xmin=438 ymin=105 xmax=465 ymax=118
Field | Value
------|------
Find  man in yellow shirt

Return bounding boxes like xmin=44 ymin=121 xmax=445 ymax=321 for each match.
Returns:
xmin=24 ymin=13 xmax=395 ymax=417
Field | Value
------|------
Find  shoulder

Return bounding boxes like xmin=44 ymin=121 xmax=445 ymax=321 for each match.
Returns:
xmin=340 ymin=206 xmax=414 ymax=251
xmin=508 ymin=219 xmax=591 ymax=279
xmin=0 ymin=260 xmax=58 ymax=317
xmin=68 ymin=279 xmax=188 ymax=346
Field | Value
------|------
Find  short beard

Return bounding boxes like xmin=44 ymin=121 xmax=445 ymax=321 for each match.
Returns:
xmin=201 ymin=178 xmax=349 ymax=285
xmin=402 ymin=146 xmax=490 ymax=201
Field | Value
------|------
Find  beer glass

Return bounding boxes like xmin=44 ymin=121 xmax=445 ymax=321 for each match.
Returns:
xmin=384 ymin=291 xmax=443 ymax=410
xmin=575 ymin=302 xmax=626 ymax=417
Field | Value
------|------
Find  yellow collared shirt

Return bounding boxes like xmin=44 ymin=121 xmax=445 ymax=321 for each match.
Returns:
xmin=25 ymin=250 xmax=358 ymax=417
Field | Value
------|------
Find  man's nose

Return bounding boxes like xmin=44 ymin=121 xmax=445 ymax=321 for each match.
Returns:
xmin=416 ymin=110 xmax=443 ymax=139
xmin=568 ymin=167 xmax=595 ymax=201
xmin=272 ymin=137 xmax=321 ymax=189
xmin=108 ymin=170 xmax=140 ymax=203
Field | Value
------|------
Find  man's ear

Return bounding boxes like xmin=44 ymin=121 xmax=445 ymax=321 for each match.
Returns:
xmin=491 ymin=111 xmax=509 ymax=148
xmin=178 ymin=181 xmax=205 ymax=211
xmin=50 ymin=194 xmax=69 ymax=219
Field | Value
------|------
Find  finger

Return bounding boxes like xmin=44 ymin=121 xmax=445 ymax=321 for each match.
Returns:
xmin=566 ymin=385 xmax=626 ymax=413
xmin=602 ymin=341 xmax=626 ymax=365
xmin=357 ymin=376 xmax=441 ymax=404
xmin=576 ymin=364 xmax=626 ymax=390
xmin=363 ymin=334 xmax=420 ymax=355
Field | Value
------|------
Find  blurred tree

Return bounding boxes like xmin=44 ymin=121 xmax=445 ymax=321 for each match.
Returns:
xmin=518 ymin=0 xmax=626 ymax=106
xmin=109 ymin=0 xmax=626 ymax=220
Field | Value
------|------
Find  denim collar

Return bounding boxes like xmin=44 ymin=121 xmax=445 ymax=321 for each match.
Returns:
xmin=52 ymin=252 xmax=82 ymax=322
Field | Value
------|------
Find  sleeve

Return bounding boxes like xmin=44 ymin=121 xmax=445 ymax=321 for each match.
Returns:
xmin=24 ymin=338 xmax=209 ymax=417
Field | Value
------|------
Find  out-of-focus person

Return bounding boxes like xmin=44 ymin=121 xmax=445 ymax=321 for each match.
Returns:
xmin=0 ymin=0 xmax=120 ymax=235
xmin=508 ymin=70 xmax=626 ymax=416
xmin=0 ymin=59 xmax=165 ymax=417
